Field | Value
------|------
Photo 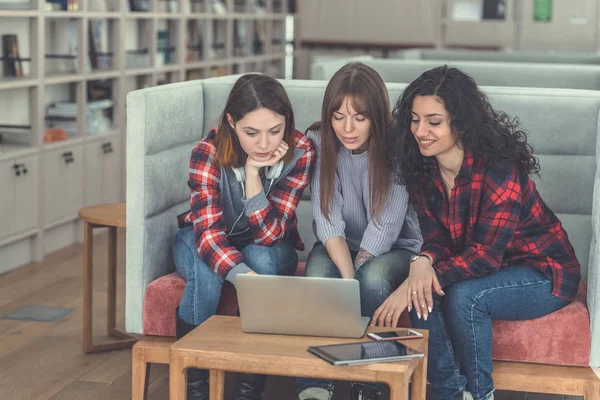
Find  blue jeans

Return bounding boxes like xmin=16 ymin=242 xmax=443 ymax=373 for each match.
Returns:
xmin=410 ymin=266 xmax=569 ymax=400
xmin=296 ymin=242 xmax=413 ymax=400
xmin=174 ymin=225 xmax=299 ymax=326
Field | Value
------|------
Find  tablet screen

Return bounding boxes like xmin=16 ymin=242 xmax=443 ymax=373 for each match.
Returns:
xmin=308 ymin=341 xmax=423 ymax=365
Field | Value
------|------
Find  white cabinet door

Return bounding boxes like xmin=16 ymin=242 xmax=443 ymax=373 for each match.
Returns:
xmin=102 ymin=138 xmax=122 ymax=204
xmin=84 ymin=141 xmax=104 ymax=206
xmin=14 ymin=155 xmax=38 ymax=234
xmin=84 ymin=138 xmax=122 ymax=206
xmin=0 ymin=160 xmax=16 ymax=238
xmin=44 ymin=145 xmax=84 ymax=223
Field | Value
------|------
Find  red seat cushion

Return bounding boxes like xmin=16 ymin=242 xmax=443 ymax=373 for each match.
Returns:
xmin=490 ymin=282 xmax=590 ymax=366
xmin=142 ymin=268 xmax=590 ymax=367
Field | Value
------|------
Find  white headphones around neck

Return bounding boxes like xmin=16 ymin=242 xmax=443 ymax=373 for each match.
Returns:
xmin=232 ymin=161 xmax=284 ymax=198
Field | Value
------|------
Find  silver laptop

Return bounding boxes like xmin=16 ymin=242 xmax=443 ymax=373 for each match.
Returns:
xmin=235 ymin=274 xmax=370 ymax=338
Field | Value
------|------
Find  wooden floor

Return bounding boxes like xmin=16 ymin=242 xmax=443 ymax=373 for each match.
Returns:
xmin=0 ymin=230 xmax=587 ymax=400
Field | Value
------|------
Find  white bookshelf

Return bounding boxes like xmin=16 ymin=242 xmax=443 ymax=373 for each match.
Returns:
xmin=0 ymin=0 xmax=290 ymax=274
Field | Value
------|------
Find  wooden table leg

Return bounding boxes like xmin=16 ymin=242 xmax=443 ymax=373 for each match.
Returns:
xmin=411 ymin=355 xmax=428 ymax=400
xmin=107 ymin=226 xmax=117 ymax=334
xmin=82 ymin=221 xmax=94 ymax=353
xmin=209 ymin=370 xmax=225 ymax=400
xmin=170 ymin=358 xmax=187 ymax=400
xmin=83 ymin=225 xmax=136 ymax=353
xmin=584 ymin=380 xmax=600 ymax=400
xmin=388 ymin=374 xmax=409 ymax=400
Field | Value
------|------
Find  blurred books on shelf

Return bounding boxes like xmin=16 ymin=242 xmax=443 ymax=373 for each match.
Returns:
xmin=45 ymin=0 xmax=79 ymax=11
xmin=45 ymin=99 xmax=114 ymax=136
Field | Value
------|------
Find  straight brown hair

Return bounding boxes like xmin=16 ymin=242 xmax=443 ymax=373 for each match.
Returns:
xmin=214 ymin=74 xmax=295 ymax=168
xmin=317 ymin=62 xmax=393 ymax=222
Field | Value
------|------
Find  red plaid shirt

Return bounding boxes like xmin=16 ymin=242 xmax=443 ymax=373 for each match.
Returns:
xmin=413 ymin=153 xmax=581 ymax=300
xmin=178 ymin=129 xmax=315 ymax=279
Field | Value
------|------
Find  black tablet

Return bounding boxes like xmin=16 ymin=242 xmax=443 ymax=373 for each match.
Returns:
xmin=307 ymin=340 xmax=424 ymax=366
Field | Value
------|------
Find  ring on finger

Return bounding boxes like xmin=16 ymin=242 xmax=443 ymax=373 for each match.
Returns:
xmin=412 ymin=291 xmax=417 ymax=295
xmin=386 ymin=313 xmax=392 ymax=318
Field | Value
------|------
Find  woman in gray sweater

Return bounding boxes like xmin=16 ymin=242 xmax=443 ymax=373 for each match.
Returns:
xmin=296 ymin=62 xmax=423 ymax=400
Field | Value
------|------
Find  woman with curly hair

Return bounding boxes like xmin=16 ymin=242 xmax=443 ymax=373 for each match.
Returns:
xmin=379 ymin=66 xmax=581 ymax=400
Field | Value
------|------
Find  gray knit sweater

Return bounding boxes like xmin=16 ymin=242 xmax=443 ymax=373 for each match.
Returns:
xmin=308 ymin=129 xmax=422 ymax=256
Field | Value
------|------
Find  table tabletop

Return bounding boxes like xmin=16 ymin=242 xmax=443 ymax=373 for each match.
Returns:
xmin=170 ymin=316 xmax=428 ymax=382
xmin=78 ymin=203 xmax=125 ymax=227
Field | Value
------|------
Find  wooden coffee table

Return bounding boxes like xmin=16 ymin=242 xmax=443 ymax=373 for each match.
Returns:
xmin=169 ymin=316 xmax=429 ymax=400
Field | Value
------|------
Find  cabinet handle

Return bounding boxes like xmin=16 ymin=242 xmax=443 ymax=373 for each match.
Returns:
xmin=62 ymin=152 xmax=74 ymax=164
xmin=102 ymin=142 xmax=113 ymax=154
xmin=12 ymin=163 xmax=27 ymax=176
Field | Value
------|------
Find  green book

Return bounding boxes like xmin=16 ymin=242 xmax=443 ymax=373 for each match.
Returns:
xmin=534 ymin=0 xmax=552 ymax=22
xmin=157 ymin=30 xmax=171 ymax=64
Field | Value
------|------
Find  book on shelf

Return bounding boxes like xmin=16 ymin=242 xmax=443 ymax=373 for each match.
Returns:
xmin=44 ymin=128 xmax=69 ymax=143
xmin=186 ymin=69 xmax=204 ymax=81
xmin=87 ymin=80 xmax=113 ymax=101
xmin=186 ymin=20 xmax=204 ymax=62
xmin=234 ymin=21 xmax=250 ymax=57
xmin=2 ymin=34 xmax=24 ymax=77
xmin=88 ymin=20 xmax=111 ymax=70
xmin=209 ymin=0 xmax=227 ymax=15
xmin=46 ymin=0 xmax=68 ymax=11
xmin=67 ymin=0 xmax=79 ymax=11
xmin=157 ymin=30 xmax=171 ymax=64
xmin=65 ymin=20 xmax=79 ymax=71
xmin=129 ymin=0 xmax=149 ymax=12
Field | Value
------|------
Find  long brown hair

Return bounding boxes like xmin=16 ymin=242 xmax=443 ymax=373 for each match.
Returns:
xmin=317 ymin=62 xmax=393 ymax=222
xmin=214 ymin=74 xmax=295 ymax=167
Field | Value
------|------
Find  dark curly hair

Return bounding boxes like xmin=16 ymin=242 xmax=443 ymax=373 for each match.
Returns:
xmin=391 ymin=65 xmax=539 ymax=193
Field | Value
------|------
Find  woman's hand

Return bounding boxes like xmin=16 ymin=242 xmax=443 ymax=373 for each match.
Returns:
xmin=405 ymin=257 xmax=444 ymax=320
xmin=371 ymin=282 xmax=409 ymax=327
xmin=246 ymin=141 xmax=289 ymax=173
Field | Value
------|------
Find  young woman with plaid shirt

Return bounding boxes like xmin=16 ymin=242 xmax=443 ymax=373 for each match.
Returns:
xmin=383 ymin=66 xmax=581 ymax=400
xmin=174 ymin=74 xmax=315 ymax=400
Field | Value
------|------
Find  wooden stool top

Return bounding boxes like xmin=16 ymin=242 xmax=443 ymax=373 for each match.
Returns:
xmin=78 ymin=203 xmax=126 ymax=227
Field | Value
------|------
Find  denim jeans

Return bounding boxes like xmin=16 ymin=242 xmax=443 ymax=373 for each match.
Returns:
xmin=174 ymin=225 xmax=299 ymax=326
xmin=296 ymin=242 xmax=413 ymax=400
xmin=410 ymin=266 xmax=569 ymax=400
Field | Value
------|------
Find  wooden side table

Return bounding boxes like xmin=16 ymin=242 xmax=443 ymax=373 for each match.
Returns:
xmin=78 ymin=203 xmax=137 ymax=353
xmin=169 ymin=316 xmax=429 ymax=400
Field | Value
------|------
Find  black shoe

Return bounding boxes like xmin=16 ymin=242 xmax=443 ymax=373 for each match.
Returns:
xmin=232 ymin=372 xmax=267 ymax=400
xmin=176 ymin=307 xmax=209 ymax=400
xmin=350 ymin=382 xmax=382 ymax=400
